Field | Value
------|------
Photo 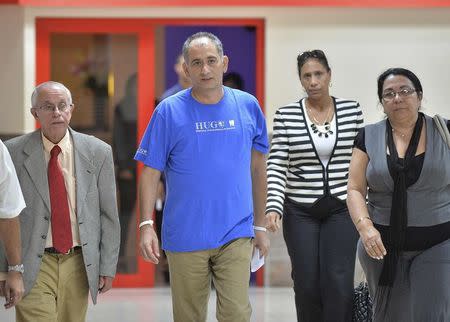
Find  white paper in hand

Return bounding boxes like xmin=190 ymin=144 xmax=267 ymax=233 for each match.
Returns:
xmin=251 ymin=248 xmax=265 ymax=272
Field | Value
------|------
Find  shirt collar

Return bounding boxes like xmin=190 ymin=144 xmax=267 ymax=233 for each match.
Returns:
xmin=41 ymin=130 xmax=72 ymax=155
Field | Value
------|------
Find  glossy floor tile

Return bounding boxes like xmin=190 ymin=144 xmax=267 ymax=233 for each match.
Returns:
xmin=0 ymin=287 xmax=297 ymax=322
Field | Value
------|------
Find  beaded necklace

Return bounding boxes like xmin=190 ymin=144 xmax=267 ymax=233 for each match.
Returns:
xmin=307 ymin=104 xmax=334 ymax=138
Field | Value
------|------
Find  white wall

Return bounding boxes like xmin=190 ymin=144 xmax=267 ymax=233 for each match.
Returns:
xmin=0 ymin=6 xmax=26 ymax=134
xmin=2 ymin=6 xmax=449 ymax=133
xmin=265 ymin=8 xmax=450 ymax=130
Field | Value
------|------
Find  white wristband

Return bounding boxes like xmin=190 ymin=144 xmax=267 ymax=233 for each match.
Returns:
xmin=139 ymin=219 xmax=154 ymax=229
xmin=253 ymin=225 xmax=267 ymax=232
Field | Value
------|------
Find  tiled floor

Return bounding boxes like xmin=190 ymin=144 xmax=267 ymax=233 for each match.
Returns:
xmin=0 ymin=287 xmax=297 ymax=322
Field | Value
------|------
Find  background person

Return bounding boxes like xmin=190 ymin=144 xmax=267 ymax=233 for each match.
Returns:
xmin=159 ymin=54 xmax=192 ymax=102
xmin=266 ymin=50 xmax=363 ymax=322
xmin=156 ymin=54 xmax=192 ymax=283
xmin=113 ymin=73 xmax=137 ymax=273
xmin=223 ymin=72 xmax=244 ymax=90
xmin=347 ymin=67 xmax=450 ymax=321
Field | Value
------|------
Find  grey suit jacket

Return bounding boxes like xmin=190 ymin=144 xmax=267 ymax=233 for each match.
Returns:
xmin=0 ymin=128 xmax=120 ymax=304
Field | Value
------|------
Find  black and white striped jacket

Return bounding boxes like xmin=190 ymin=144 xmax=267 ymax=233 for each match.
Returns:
xmin=266 ymin=97 xmax=363 ymax=216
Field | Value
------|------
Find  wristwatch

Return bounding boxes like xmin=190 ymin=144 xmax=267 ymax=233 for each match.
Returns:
xmin=8 ymin=264 xmax=24 ymax=274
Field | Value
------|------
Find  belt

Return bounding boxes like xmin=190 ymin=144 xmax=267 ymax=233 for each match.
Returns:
xmin=44 ymin=246 xmax=82 ymax=255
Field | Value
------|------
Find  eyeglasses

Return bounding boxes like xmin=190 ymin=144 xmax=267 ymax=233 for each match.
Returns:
xmin=37 ymin=102 xmax=72 ymax=112
xmin=382 ymin=88 xmax=416 ymax=101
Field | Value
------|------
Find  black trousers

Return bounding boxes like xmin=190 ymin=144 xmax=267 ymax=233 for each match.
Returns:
xmin=283 ymin=200 xmax=358 ymax=322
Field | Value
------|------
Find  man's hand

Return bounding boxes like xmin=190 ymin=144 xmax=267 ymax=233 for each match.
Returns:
xmin=253 ymin=231 xmax=270 ymax=258
xmin=139 ymin=225 xmax=160 ymax=264
xmin=266 ymin=212 xmax=282 ymax=233
xmin=1 ymin=271 xmax=24 ymax=309
xmin=98 ymin=276 xmax=114 ymax=294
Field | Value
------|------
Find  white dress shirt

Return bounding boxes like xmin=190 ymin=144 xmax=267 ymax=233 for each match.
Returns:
xmin=0 ymin=139 xmax=26 ymax=219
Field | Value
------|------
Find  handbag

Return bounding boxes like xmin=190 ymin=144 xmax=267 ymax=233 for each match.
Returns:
xmin=433 ymin=114 xmax=450 ymax=148
xmin=352 ymin=282 xmax=373 ymax=322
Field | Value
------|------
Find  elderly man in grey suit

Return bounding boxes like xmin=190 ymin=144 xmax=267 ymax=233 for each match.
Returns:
xmin=0 ymin=81 xmax=120 ymax=322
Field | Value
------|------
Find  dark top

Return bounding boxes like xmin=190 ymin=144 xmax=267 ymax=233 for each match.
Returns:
xmin=353 ymin=120 xmax=450 ymax=251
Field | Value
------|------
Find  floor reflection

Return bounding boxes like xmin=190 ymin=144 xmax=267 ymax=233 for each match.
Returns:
xmin=0 ymin=287 xmax=297 ymax=322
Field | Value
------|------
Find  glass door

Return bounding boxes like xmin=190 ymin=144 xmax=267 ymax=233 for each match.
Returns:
xmin=36 ymin=18 xmax=155 ymax=287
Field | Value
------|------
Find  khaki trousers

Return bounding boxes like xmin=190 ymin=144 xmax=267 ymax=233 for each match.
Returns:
xmin=166 ymin=237 xmax=253 ymax=322
xmin=16 ymin=250 xmax=89 ymax=322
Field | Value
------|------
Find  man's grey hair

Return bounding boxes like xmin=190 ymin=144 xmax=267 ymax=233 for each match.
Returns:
xmin=31 ymin=81 xmax=73 ymax=107
xmin=182 ymin=32 xmax=224 ymax=62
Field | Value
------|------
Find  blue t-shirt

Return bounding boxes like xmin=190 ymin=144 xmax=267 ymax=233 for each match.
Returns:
xmin=135 ymin=86 xmax=269 ymax=252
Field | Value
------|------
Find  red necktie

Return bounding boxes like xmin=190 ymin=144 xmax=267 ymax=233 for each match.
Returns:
xmin=48 ymin=145 xmax=73 ymax=253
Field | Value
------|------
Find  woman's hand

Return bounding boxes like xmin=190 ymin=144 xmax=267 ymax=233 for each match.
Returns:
xmin=266 ymin=212 xmax=282 ymax=233
xmin=358 ymin=222 xmax=387 ymax=260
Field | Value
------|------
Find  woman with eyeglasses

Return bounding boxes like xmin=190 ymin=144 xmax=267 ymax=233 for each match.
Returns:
xmin=347 ymin=67 xmax=450 ymax=321
xmin=265 ymin=50 xmax=363 ymax=321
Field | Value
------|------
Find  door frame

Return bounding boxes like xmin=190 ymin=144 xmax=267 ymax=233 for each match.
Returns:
xmin=36 ymin=17 xmax=265 ymax=287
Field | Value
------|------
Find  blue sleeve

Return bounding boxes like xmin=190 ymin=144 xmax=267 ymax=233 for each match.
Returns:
xmin=134 ymin=110 xmax=170 ymax=171
xmin=251 ymin=99 xmax=269 ymax=154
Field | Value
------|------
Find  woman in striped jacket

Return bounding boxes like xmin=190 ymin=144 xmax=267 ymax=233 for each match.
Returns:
xmin=265 ymin=50 xmax=363 ymax=322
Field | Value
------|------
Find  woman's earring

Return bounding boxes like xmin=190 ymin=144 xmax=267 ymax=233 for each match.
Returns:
xmin=329 ymin=81 xmax=332 ymax=88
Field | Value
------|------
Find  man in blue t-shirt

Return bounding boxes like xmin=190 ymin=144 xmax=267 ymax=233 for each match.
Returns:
xmin=135 ymin=32 xmax=270 ymax=322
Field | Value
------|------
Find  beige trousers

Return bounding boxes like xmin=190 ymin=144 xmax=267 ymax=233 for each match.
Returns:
xmin=16 ymin=250 xmax=89 ymax=322
xmin=166 ymin=237 xmax=253 ymax=322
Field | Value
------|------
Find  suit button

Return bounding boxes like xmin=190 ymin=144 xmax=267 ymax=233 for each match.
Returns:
xmin=86 ymin=264 xmax=91 ymax=267
xmin=44 ymin=216 xmax=49 ymax=221
xmin=41 ymin=235 xmax=46 ymax=239
xmin=38 ymin=254 xmax=43 ymax=258
xmin=82 ymin=243 xmax=88 ymax=246
xmin=79 ymin=222 xmax=83 ymax=225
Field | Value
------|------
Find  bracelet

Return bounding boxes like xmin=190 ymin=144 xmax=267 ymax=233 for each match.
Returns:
xmin=355 ymin=216 xmax=372 ymax=226
xmin=139 ymin=219 xmax=154 ymax=229
xmin=253 ymin=225 xmax=267 ymax=232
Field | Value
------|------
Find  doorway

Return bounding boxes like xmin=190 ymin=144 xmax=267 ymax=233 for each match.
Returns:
xmin=36 ymin=17 xmax=265 ymax=287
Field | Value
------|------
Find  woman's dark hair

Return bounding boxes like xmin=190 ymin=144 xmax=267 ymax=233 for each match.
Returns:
xmin=297 ymin=50 xmax=331 ymax=78
xmin=377 ymin=68 xmax=423 ymax=102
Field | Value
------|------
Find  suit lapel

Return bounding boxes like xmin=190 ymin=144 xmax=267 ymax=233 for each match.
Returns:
xmin=23 ymin=131 xmax=51 ymax=212
xmin=70 ymin=129 xmax=95 ymax=221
